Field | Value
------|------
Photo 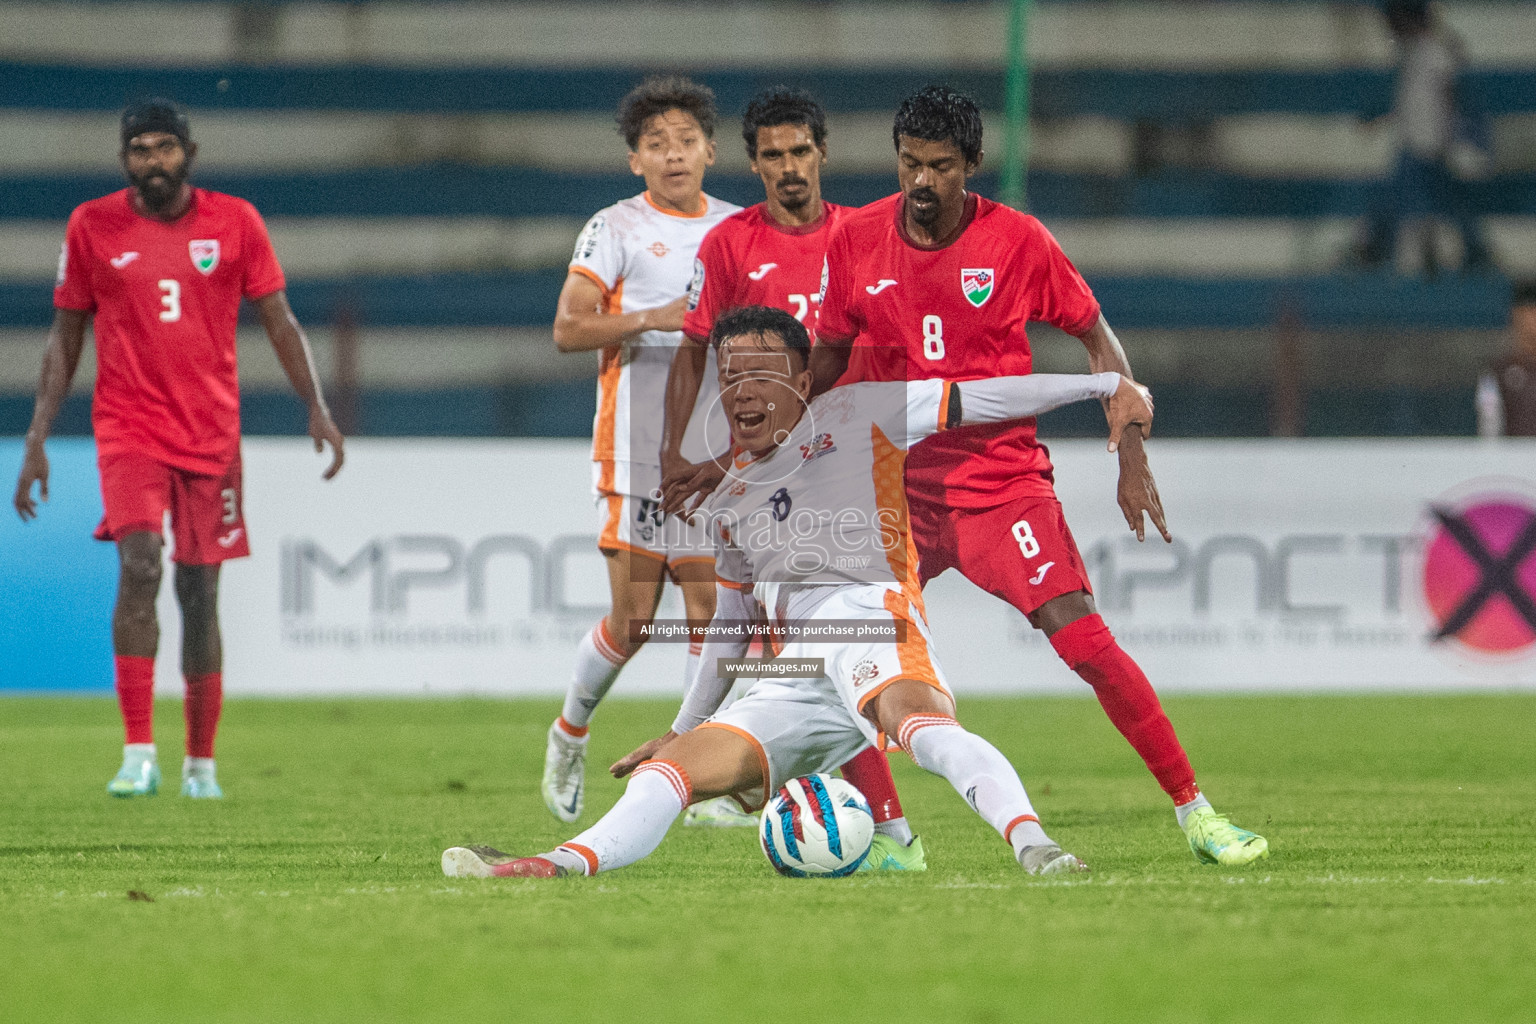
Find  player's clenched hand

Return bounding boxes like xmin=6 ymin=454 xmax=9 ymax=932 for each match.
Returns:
xmin=310 ymin=407 xmax=346 ymax=480
xmin=1106 ymin=375 xmax=1154 ymax=453
xmin=641 ymin=296 xmax=689 ymax=335
xmin=611 ymin=731 xmax=677 ymax=778
xmin=1115 ymin=427 xmax=1171 ymax=543
xmin=13 ymin=441 xmax=49 ymax=521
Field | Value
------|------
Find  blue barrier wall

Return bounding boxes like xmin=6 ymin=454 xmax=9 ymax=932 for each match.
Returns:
xmin=0 ymin=438 xmax=116 ymax=692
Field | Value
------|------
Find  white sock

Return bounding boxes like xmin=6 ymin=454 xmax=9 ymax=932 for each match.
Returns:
xmin=559 ymin=618 xmax=631 ymax=730
xmin=901 ymin=715 xmax=1051 ymax=856
xmin=553 ymin=760 xmax=690 ymax=875
xmin=124 ymin=743 xmax=156 ymax=764
xmin=1175 ymin=793 xmax=1213 ymax=829
xmin=874 ymin=816 xmax=914 ymax=846
xmin=183 ymin=756 xmax=215 ymax=778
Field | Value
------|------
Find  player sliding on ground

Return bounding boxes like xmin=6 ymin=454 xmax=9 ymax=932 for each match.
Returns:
xmin=660 ymin=86 xmax=926 ymax=871
xmin=444 ymin=305 xmax=1148 ymax=878
xmin=546 ymin=76 xmax=749 ymax=828
xmin=12 ymin=98 xmax=344 ymax=799
xmin=809 ymin=87 xmax=1268 ymax=867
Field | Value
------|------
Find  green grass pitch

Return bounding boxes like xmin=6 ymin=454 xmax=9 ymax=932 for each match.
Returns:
xmin=2 ymin=693 xmax=1532 ymax=1022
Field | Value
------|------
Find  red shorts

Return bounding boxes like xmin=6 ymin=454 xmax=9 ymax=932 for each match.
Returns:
xmin=94 ymin=449 xmax=249 ymax=564
xmin=908 ymin=491 xmax=1092 ymax=616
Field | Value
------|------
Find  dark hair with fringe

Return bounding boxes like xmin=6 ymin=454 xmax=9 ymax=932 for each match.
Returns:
xmin=893 ymin=85 xmax=983 ymax=165
xmin=617 ymin=75 xmax=718 ymax=150
xmin=709 ymin=304 xmax=811 ymax=368
xmin=741 ymin=86 xmax=828 ymax=159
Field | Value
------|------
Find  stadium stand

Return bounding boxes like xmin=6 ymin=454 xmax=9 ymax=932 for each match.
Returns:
xmin=2 ymin=0 xmax=1534 ymax=436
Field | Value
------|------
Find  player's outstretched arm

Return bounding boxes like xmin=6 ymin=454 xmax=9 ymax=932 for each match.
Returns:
xmin=254 ymin=291 xmax=344 ymax=480
xmin=14 ymin=308 xmax=88 ymax=521
xmin=553 ymin=272 xmax=687 ymax=353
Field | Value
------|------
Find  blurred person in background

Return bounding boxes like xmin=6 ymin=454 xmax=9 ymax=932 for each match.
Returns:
xmin=1352 ymin=0 xmax=1493 ymax=274
xmin=546 ymin=76 xmax=749 ymax=827
xmin=1476 ymin=280 xmax=1536 ymax=436
xmin=11 ymin=98 xmax=344 ymax=799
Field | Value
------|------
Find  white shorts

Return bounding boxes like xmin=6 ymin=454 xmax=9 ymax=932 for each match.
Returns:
xmin=701 ymin=584 xmax=952 ymax=810
xmin=593 ymin=466 xmax=712 ymax=569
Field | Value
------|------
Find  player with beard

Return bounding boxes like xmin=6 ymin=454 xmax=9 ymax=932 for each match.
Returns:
xmin=13 ymin=98 xmax=344 ymax=798
xmin=811 ymin=87 xmax=1269 ymax=866
xmin=659 ymin=87 xmax=925 ymax=871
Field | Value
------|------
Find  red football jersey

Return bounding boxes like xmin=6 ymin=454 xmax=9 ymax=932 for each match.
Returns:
xmin=682 ymin=201 xmax=849 ymax=341
xmin=54 ymin=188 xmax=285 ymax=475
xmin=817 ymin=192 xmax=1101 ymax=507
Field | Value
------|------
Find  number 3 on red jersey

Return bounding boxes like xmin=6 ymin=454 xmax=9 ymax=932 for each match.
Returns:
xmin=158 ymin=279 xmax=181 ymax=322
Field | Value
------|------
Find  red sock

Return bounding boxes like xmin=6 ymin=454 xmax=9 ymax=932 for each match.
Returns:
xmin=1049 ymin=615 xmax=1200 ymax=806
xmin=839 ymin=745 xmax=905 ymax=823
xmin=184 ymin=672 xmax=223 ymax=759
xmin=114 ymin=655 xmax=155 ymax=744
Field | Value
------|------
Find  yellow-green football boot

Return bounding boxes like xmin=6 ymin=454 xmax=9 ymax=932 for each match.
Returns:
xmin=1184 ymin=807 xmax=1269 ymax=865
xmin=857 ymin=833 xmax=927 ymax=872
xmin=107 ymin=747 xmax=160 ymax=798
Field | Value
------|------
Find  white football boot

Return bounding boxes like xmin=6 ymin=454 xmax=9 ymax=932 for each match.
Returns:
xmin=541 ymin=721 xmax=588 ymax=823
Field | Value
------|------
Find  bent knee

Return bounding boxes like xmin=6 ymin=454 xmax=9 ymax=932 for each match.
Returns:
xmin=119 ymin=555 xmax=163 ymax=594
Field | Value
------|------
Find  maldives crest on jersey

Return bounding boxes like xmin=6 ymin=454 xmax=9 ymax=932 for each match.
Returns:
xmin=961 ymin=268 xmax=994 ymax=308
xmin=189 ymin=239 xmax=220 ymax=275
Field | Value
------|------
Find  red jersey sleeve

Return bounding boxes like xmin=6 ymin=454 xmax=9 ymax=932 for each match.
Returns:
xmin=813 ymin=223 xmax=858 ymax=343
xmin=239 ymin=202 xmax=286 ymax=300
xmin=682 ymin=226 xmax=731 ymax=343
xmin=1023 ymin=218 xmax=1100 ymax=337
xmin=53 ymin=208 xmax=96 ymax=312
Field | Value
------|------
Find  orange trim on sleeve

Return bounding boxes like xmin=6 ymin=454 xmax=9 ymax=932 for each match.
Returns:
xmin=643 ymin=191 xmax=710 ymax=219
xmin=715 ymin=576 xmax=749 ymax=590
xmin=936 ymin=381 xmax=954 ymax=434
xmin=568 ymin=263 xmax=615 ymax=299
xmin=696 ymin=721 xmax=772 ymax=810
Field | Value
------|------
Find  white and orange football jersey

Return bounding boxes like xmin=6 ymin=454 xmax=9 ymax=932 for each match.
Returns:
xmin=569 ymin=190 xmax=740 ymax=499
xmin=704 ymin=373 xmax=1120 ymax=628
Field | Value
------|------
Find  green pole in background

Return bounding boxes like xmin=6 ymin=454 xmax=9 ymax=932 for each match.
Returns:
xmin=999 ymin=0 xmax=1032 ymax=210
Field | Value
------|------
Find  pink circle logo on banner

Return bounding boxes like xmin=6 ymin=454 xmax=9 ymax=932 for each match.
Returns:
xmin=1422 ymin=497 xmax=1536 ymax=654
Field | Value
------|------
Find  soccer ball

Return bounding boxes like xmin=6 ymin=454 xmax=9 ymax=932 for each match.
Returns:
xmin=759 ymin=774 xmax=874 ymax=877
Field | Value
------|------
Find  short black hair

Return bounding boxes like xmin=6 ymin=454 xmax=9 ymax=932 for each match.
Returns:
xmin=121 ymin=97 xmax=190 ymax=149
xmin=617 ymin=75 xmax=718 ymax=150
xmin=1513 ymin=279 xmax=1536 ymax=308
xmin=741 ymin=86 xmax=827 ymax=159
xmin=710 ymin=305 xmax=811 ymax=368
xmin=893 ymin=85 xmax=983 ymax=166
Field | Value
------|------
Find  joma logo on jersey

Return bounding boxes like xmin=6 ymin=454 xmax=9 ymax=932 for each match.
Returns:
xmin=961 ymin=268 xmax=994 ymax=307
xmin=189 ymin=239 xmax=219 ymax=275
xmin=799 ymin=433 xmax=837 ymax=462
xmin=648 ymin=241 xmax=670 ymax=258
